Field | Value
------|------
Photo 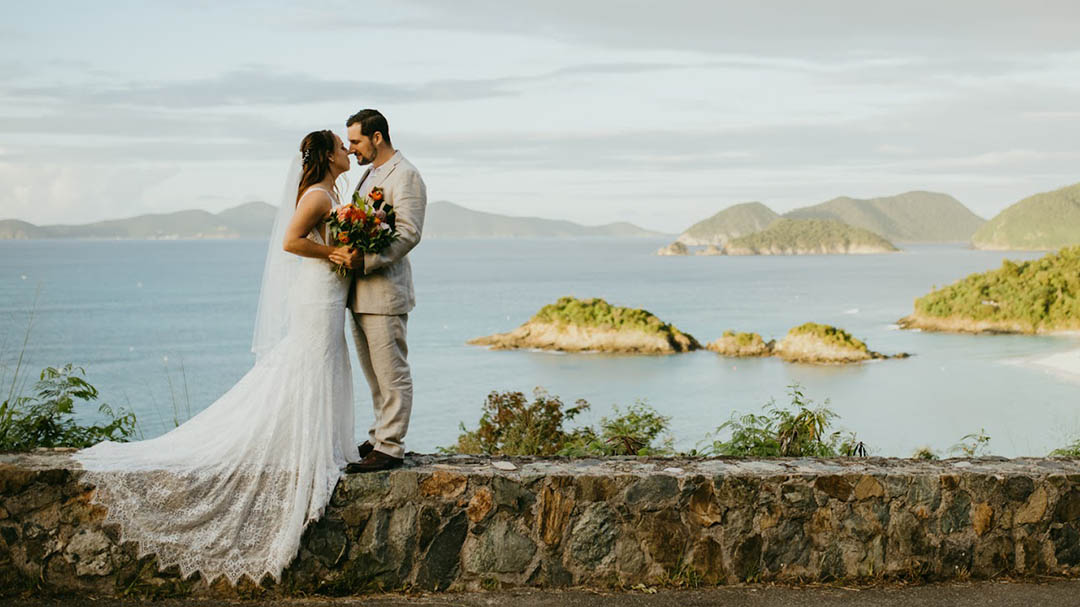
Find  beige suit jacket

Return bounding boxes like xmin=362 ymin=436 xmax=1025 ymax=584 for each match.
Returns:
xmin=348 ymin=151 xmax=427 ymax=315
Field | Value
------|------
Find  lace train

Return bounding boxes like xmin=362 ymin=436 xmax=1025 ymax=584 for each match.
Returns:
xmin=75 ymin=249 xmax=356 ymax=586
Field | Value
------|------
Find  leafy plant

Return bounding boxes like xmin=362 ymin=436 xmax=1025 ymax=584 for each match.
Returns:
xmin=0 ymin=364 xmax=136 ymax=451
xmin=562 ymin=401 xmax=673 ymax=456
xmin=447 ymin=389 xmax=673 ymax=457
xmin=912 ymin=446 xmax=940 ymax=460
xmin=1049 ymin=439 xmax=1080 ymax=457
xmin=703 ymin=384 xmax=866 ymax=457
xmin=447 ymin=388 xmax=590 ymax=456
xmin=951 ymin=429 xmax=991 ymax=457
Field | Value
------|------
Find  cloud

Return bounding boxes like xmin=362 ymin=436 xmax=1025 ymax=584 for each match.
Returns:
xmin=383 ymin=1 xmax=1080 ymax=58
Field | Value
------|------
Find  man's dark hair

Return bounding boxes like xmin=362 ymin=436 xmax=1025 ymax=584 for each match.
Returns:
xmin=347 ymin=109 xmax=392 ymax=146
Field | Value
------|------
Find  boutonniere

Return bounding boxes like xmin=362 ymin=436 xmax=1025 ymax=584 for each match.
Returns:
xmin=368 ymin=187 xmax=395 ymax=229
xmin=369 ymin=186 xmax=386 ymax=208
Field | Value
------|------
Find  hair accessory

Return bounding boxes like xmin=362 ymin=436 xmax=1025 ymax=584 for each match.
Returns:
xmin=301 ymin=149 xmax=311 ymax=165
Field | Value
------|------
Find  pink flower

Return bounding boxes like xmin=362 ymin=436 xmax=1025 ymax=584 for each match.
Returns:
xmin=336 ymin=207 xmax=350 ymax=221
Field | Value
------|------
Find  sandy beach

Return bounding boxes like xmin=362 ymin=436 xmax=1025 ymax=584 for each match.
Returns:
xmin=1021 ymin=346 xmax=1080 ymax=385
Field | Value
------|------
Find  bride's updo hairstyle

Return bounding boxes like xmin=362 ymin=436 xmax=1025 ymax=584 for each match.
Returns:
xmin=297 ymin=129 xmax=338 ymax=204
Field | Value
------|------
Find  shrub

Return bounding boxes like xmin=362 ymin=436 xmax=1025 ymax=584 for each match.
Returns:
xmin=448 ymin=389 xmax=590 ymax=456
xmin=951 ymin=429 xmax=991 ymax=457
xmin=1049 ymin=440 xmax=1080 ymax=457
xmin=0 ymin=364 xmax=136 ymax=451
xmin=447 ymin=389 xmax=673 ymax=457
xmin=703 ymin=384 xmax=866 ymax=457
xmin=562 ymin=402 xmax=673 ymax=456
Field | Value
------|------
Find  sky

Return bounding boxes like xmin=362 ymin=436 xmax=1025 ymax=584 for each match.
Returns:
xmin=2 ymin=1 xmax=1079 ymax=233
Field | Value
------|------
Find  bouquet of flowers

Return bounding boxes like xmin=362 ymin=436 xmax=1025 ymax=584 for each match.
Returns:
xmin=326 ymin=187 xmax=398 ymax=276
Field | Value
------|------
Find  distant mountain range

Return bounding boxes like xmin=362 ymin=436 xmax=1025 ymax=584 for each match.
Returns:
xmin=0 ymin=200 xmax=667 ymax=240
xmin=972 ymin=182 xmax=1080 ymax=250
xmin=783 ymin=191 xmax=985 ymax=243
xmin=0 ymin=201 xmax=277 ymax=240
xmin=673 ymin=191 xmax=986 ymax=248
xmin=424 ymin=201 xmax=667 ymax=238
xmin=676 ymin=202 xmax=779 ymax=246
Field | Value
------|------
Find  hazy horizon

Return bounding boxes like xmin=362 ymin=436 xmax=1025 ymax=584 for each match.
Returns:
xmin=3 ymin=1 xmax=1078 ymax=232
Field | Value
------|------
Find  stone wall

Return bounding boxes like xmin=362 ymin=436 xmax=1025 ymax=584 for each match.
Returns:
xmin=2 ymin=451 xmax=1080 ymax=598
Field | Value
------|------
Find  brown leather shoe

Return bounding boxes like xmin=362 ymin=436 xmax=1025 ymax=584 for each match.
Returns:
xmin=357 ymin=441 xmax=374 ymax=458
xmin=346 ymin=450 xmax=403 ymax=473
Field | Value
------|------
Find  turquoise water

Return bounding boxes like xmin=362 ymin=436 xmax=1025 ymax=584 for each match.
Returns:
xmin=0 ymin=239 xmax=1075 ymax=457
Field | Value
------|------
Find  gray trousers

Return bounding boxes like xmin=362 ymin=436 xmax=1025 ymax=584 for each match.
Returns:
xmin=349 ymin=312 xmax=412 ymax=459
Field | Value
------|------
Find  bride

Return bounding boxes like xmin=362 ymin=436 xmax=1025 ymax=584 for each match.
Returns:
xmin=74 ymin=130 xmax=360 ymax=586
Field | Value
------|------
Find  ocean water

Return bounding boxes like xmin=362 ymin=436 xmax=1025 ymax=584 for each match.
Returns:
xmin=0 ymin=238 xmax=1076 ymax=457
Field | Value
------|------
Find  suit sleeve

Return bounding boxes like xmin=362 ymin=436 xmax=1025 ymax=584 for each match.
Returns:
xmin=363 ymin=168 xmax=426 ymax=274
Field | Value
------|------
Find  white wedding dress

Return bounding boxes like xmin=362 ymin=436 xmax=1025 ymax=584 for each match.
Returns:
xmin=74 ymin=183 xmax=357 ymax=586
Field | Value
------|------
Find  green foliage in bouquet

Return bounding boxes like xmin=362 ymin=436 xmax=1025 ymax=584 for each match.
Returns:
xmin=704 ymin=384 xmax=866 ymax=457
xmin=912 ymin=246 xmax=1080 ymax=332
xmin=0 ymin=364 xmax=136 ymax=451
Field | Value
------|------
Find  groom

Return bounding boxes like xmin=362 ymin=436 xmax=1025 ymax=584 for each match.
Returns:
xmin=332 ymin=109 xmax=427 ymax=473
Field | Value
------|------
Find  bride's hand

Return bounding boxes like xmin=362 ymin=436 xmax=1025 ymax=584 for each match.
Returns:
xmin=329 ymin=246 xmax=352 ymax=266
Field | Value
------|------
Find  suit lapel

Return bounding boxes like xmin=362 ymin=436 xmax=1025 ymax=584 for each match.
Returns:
xmin=353 ymin=168 xmax=372 ymax=196
xmin=373 ymin=153 xmax=402 ymax=188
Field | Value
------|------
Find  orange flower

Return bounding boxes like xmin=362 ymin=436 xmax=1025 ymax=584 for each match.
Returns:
xmin=370 ymin=188 xmax=384 ymax=202
xmin=338 ymin=233 xmax=349 ymax=243
xmin=373 ymin=217 xmax=381 ymax=225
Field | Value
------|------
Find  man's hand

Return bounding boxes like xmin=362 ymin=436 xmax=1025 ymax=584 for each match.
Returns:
xmin=329 ymin=246 xmax=363 ymax=271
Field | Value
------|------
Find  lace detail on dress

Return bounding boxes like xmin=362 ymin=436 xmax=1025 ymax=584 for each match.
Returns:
xmin=74 ymin=232 xmax=355 ymax=586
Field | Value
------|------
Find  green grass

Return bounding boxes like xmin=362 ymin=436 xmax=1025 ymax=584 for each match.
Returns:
xmin=912 ymin=246 xmax=1080 ymax=331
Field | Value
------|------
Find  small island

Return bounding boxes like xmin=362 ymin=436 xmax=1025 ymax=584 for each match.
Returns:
xmin=655 ymin=242 xmax=689 ymax=256
xmin=708 ymin=324 xmax=907 ymax=364
xmin=899 ymin=246 xmax=1080 ymax=334
xmin=468 ymin=296 xmax=701 ymax=354
xmin=706 ymin=331 xmax=774 ymax=357
xmin=725 ymin=219 xmax=899 ymax=255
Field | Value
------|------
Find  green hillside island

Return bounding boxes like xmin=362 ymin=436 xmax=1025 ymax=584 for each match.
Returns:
xmin=706 ymin=330 xmax=774 ymax=357
xmin=468 ymin=296 xmax=701 ymax=354
xmin=0 ymin=201 xmax=276 ymax=240
xmin=971 ymin=182 xmax=1080 ymax=251
xmin=708 ymin=324 xmax=907 ymax=363
xmin=675 ymin=201 xmax=780 ymax=246
xmin=724 ymin=219 xmax=899 ymax=255
xmin=898 ymin=246 xmax=1080 ymax=334
xmin=783 ymin=191 xmax=985 ymax=243
xmin=424 ymin=201 xmax=666 ymax=238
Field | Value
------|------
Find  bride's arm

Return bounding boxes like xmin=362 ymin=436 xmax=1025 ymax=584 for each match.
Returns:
xmin=282 ymin=192 xmax=348 ymax=260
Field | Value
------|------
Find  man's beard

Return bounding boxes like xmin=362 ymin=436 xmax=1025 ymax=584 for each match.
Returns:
xmin=354 ymin=152 xmax=373 ymax=166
